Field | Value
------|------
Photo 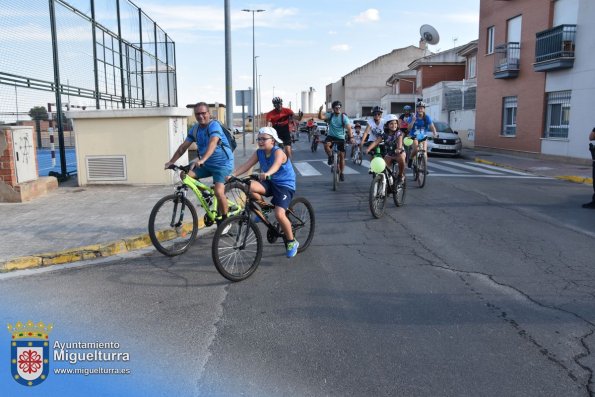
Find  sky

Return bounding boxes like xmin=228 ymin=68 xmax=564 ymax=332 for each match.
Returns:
xmin=134 ymin=0 xmax=480 ymax=114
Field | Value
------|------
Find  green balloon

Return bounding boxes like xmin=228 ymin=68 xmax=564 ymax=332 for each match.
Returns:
xmin=403 ymin=137 xmax=413 ymax=147
xmin=370 ymin=157 xmax=386 ymax=173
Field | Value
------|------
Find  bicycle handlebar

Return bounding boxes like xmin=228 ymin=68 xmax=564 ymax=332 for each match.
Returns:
xmin=167 ymin=163 xmax=204 ymax=173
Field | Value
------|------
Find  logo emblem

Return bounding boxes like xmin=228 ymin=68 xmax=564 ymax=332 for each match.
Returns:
xmin=8 ymin=320 xmax=52 ymax=387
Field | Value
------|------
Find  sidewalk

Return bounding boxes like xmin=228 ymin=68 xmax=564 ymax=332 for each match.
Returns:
xmin=1 ymin=143 xmax=592 ymax=272
xmin=0 ymin=135 xmax=259 ymax=272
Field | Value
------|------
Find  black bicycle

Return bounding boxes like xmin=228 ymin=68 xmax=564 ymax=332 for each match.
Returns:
xmin=211 ymin=175 xmax=316 ymax=282
xmin=369 ymin=146 xmax=406 ymax=219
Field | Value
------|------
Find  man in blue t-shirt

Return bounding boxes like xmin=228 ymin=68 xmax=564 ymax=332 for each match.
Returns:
xmin=165 ymin=101 xmax=234 ymax=222
xmin=317 ymin=101 xmax=353 ymax=182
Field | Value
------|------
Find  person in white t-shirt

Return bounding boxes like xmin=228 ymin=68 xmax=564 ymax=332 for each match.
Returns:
xmin=360 ymin=106 xmax=385 ymax=159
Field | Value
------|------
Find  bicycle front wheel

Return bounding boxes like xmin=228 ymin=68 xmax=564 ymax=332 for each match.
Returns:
xmin=369 ymin=174 xmax=386 ymax=219
xmin=148 ymin=194 xmax=198 ymax=256
xmin=417 ymin=154 xmax=427 ymax=188
xmin=212 ymin=215 xmax=263 ymax=282
xmin=287 ymin=197 xmax=315 ymax=252
xmin=225 ymin=181 xmax=249 ymax=214
xmin=356 ymin=150 xmax=362 ymax=166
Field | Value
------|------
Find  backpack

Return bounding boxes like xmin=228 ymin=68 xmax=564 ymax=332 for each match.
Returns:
xmin=192 ymin=121 xmax=237 ymax=158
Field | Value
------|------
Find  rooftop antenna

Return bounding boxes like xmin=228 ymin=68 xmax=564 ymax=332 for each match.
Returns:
xmin=419 ymin=24 xmax=440 ymax=56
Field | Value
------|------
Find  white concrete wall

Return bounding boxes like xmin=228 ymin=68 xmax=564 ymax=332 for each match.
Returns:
xmin=542 ymin=0 xmax=594 ymax=160
xmin=68 ymin=108 xmax=191 ymax=186
xmin=340 ymin=46 xmax=426 ymax=117
xmin=449 ymin=110 xmax=477 ymax=148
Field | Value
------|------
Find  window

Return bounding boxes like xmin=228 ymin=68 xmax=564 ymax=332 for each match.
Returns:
xmin=468 ymin=55 xmax=476 ymax=78
xmin=487 ymin=26 xmax=495 ymax=54
xmin=545 ymin=91 xmax=571 ymax=138
xmin=416 ymin=70 xmax=422 ymax=89
xmin=502 ymin=96 xmax=517 ymax=136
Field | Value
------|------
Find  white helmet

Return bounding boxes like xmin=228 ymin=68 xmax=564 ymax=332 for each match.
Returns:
xmin=386 ymin=114 xmax=399 ymax=122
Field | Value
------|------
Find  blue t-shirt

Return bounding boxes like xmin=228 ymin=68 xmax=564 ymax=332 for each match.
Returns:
xmin=411 ymin=114 xmax=433 ymax=133
xmin=325 ymin=112 xmax=350 ymax=139
xmin=185 ymin=121 xmax=233 ymax=169
xmin=257 ymin=146 xmax=296 ymax=190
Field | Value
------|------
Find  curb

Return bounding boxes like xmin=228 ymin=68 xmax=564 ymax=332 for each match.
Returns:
xmin=1 ymin=218 xmax=209 ymax=273
xmin=474 ymin=157 xmax=593 ymax=185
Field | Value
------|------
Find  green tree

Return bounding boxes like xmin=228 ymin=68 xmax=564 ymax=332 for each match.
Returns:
xmin=29 ymin=106 xmax=49 ymax=148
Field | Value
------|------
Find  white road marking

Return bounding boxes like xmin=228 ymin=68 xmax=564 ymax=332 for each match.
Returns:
xmin=441 ymin=160 xmax=502 ymax=174
xmin=294 ymin=161 xmax=322 ymax=176
xmin=429 ymin=162 xmax=470 ymax=173
xmin=467 ymin=162 xmax=532 ymax=176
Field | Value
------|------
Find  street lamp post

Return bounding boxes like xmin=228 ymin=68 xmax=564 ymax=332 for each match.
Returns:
xmin=242 ymin=8 xmax=265 ymax=142
xmin=254 ymin=55 xmax=259 ymax=129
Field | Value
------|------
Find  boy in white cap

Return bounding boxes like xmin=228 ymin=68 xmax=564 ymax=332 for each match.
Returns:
xmin=230 ymin=127 xmax=299 ymax=258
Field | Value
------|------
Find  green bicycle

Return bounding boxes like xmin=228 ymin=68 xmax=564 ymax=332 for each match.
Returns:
xmin=148 ymin=164 xmax=246 ymax=256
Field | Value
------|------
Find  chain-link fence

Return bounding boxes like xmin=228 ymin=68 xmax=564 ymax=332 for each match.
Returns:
xmin=0 ymin=0 xmax=177 ymax=177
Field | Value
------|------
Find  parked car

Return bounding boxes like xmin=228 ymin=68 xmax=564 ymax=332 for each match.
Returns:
xmin=316 ymin=121 xmax=328 ymax=135
xmin=426 ymin=120 xmax=462 ymax=157
xmin=298 ymin=121 xmax=308 ymax=133
xmin=351 ymin=118 xmax=369 ymax=130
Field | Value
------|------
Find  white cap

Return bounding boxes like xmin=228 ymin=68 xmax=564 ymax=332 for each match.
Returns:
xmin=258 ymin=127 xmax=283 ymax=143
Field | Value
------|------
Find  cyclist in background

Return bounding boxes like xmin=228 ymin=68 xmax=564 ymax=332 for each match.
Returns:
xmin=361 ymin=106 xmax=385 ymax=159
xmin=351 ymin=123 xmax=363 ymax=159
xmin=407 ymin=101 xmax=437 ymax=168
xmin=365 ymin=114 xmax=406 ymax=184
xmin=266 ymin=97 xmax=296 ymax=159
xmin=318 ymin=101 xmax=353 ymax=181
xmin=306 ymin=118 xmax=316 ymax=141
xmin=399 ymin=105 xmax=414 ymax=135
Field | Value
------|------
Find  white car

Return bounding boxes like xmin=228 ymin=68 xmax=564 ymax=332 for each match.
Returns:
xmin=426 ymin=120 xmax=463 ymax=157
xmin=316 ymin=122 xmax=328 ymax=135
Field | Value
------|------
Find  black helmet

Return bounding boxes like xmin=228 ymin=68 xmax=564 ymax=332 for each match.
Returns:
xmin=272 ymin=97 xmax=282 ymax=105
xmin=372 ymin=105 xmax=383 ymax=114
xmin=331 ymin=100 xmax=342 ymax=109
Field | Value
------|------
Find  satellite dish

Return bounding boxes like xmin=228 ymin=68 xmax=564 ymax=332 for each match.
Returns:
xmin=420 ymin=24 xmax=440 ymax=45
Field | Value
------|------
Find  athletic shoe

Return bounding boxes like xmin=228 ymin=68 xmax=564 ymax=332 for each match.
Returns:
xmin=407 ymin=159 xmax=412 ymax=168
xmin=582 ymin=201 xmax=595 ymax=209
xmin=286 ymin=240 xmax=299 ymax=258
xmin=397 ymin=175 xmax=405 ymax=185
xmin=339 ymin=173 xmax=345 ymax=182
xmin=327 ymin=155 xmax=333 ymax=165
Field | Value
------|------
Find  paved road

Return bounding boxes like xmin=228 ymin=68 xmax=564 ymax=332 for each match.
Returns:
xmin=2 ymin=138 xmax=594 ymax=397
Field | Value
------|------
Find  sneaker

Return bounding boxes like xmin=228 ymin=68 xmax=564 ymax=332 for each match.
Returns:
xmin=339 ymin=173 xmax=345 ymax=182
xmin=327 ymin=155 xmax=333 ymax=165
xmin=582 ymin=201 xmax=595 ymax=209
xmin=397 ymin=175 xmax=405 ymax=185
xmin=407 ymin=159 xmax=412 ymax=168
xmin=286 ymin=240 xmax=299 ymax=258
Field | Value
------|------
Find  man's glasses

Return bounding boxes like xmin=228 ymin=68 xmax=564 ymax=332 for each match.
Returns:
xmin=373 ymin=112 xmax=382 ymax=116
xmin=195 ymin=111 xmax=208 ymax=117
xmin=256 ymin=137 xmax=272 ymax=142
xmin=333 ymin=106 xmax=341 ymax=109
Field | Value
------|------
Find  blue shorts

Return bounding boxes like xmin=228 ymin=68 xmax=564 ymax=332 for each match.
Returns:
xmin=259 ymin=180 xmax=294 ymax=209
xmin=190 ymin=164 xmax=232 ymax=184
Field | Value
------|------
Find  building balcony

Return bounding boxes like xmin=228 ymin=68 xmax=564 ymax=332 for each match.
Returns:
xmin=493 ymin=42 xmax=520 ymax=79
xmin=533 ymin=24 xmax=576 ymax=72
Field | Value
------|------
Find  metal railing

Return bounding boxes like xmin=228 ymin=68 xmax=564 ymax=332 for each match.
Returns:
xmin=535 ymin=24 xmax=576 ymax=63
xmin=493 ymin=42 xmax=520 ymax=74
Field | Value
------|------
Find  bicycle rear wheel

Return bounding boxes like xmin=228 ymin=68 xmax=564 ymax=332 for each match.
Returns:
xmin=369 ymin=174 xmax=387 ymax=219
xmin=212 ymin=215 xmax=263 ymax=282
xmin=417 ymin=154 xmax=427 ymax=188
xmin=391 ymin=164 xmax=406 ymax=207
xmin=287 ymin=197 xmax=315 ymax=252
xmin=148 ymin=194 xmax=198 ymax=256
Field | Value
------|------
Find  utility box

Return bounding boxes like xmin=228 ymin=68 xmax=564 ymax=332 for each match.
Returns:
xmin=0 ymin=126 xmax=57 ymax=202
xmin=67 ymin=108 xmax=192 ymax=186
